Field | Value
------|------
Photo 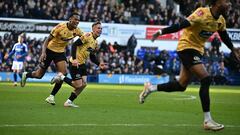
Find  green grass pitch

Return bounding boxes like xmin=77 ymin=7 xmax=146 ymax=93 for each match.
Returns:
xmin=0 ymin=82 xmax=240 ymax=135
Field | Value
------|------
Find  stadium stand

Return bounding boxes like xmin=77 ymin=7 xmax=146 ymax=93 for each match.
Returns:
xmin=0 ymin=0 xmax=239 ymax=28
xmin=1 ymin=32 xmax=240 ymax=84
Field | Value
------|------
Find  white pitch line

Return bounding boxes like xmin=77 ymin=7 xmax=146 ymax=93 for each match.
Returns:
xmin=0 ymin=123 xmax=154 ymax=127
xmin=169 ymin=93 xmax=197 ymax=100
xmin=172 ymin=95 xmax=197 ymax=100
xmin=0 ymin=123 xmax=239 ymax=128
xmin=214 ymin=101 xmax=240 ymax=105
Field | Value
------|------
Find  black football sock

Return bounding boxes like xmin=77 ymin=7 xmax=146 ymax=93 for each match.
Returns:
xmin=157 ymin=81 xmax=186 ymax=92
xmin=199 ymin=76 xmax=211 ymax=112
xmin=50 ymin=81 xmax=63 ymax=96
xmin=69 ymin=92 xmax=77 ymax=102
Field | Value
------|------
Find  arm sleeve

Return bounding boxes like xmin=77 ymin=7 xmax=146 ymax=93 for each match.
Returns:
xmin=161 ymin=8 xmax=205 ymax=35
xmin=161 ymin=19 xmax=191 ymax=35
xmin=76 ymin=28 xmax=84 ymax=37
xmin=8 ymin=45 xmax=16 ymax=57
xmin=71 ymin=38 xmax=84 ymax=59
xmin=50 ymin=24 xmax=61 ymax=37
xmin=218 ymin=30 xmax=234 ymax=50
xmin=186 ymin=7 xmax=203 ymax=25
xmin=90 ymin=53 xmax=100 ymax=66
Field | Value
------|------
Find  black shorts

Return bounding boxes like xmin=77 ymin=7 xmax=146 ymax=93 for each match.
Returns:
xmin=39 ymin=48 xmax=67 ymax=70
xmin=69 ymin=63 xmax=87 ymax=81
xmin=177 ymin=49 xmax=203 ymax=69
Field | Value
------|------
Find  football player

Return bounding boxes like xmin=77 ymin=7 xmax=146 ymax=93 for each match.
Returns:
xmin=139 ymin=0 xmax=239 ymax=131
xmin=50 ymin=21 xmax=107 ymax=107
xmin=21 ymin=13 xmax=84 ymax=105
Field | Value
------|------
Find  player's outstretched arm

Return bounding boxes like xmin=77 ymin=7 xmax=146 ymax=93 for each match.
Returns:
xmin=152 ymin=19 xmax=191 ymax=42
xmin=89 ymin=53 xmax=100 ymax=66
xmin=4 ymin=53 xmax=10 ymax=60
xmin=5 ymin=45 xmax=16 ymax=59
xmin=40 ymin=35 xmax=53 ymax=62
xmin=99 ymin=63 xmax=108 ymax=70
xmin=218 ymin=30 xmax=240 ymax=63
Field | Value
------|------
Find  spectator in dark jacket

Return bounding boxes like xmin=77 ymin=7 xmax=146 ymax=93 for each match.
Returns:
xmin=127 ymin=34 xmax=137 ymax=56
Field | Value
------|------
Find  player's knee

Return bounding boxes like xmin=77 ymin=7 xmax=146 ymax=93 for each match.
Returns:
xmin=176 ymin=82 xmax=187 ymax=92
xmin=73 ymin=83 xmax=81 ymax=89
xmin=35 ymin=73 xmax=44 ymax=79
xmin=33 ymin=69 xmax=45 ymax=79
xmin=200 ymin=76 xmax=212 ymax=87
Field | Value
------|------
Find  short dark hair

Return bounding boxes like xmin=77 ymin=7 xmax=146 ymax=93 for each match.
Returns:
xmin=211 ymin=0 xmax=218 ymax=5
xmin=69 ymin=12 xmax=80 ymax=19
xmin=92 ymin=21 xmax=101 ymax=28
xmin=207 ymin=0 xmax=218 ymax=5
xmin=195 ymin=2 xmax=203 ymax=9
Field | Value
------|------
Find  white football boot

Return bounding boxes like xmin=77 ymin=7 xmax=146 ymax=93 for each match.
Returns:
xmin=21 ymin=72 xmax=27 ymax=87
xmin=203 ymin=119 xmax=224 ymax=131
xmin=45 ymin=95 xmax=56 ymax=105
xmin=64 ymin=101 xmax=79 ymax=108
xmin=139 ymin=82 xmax=152 ymax=104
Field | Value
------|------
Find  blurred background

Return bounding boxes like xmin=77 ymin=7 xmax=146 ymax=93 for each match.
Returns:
xmin=0 ymin=0 xmax=240 ymax=85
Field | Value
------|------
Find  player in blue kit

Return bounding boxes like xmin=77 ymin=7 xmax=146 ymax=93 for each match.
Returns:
xmin=4 ymin=34 xmax=28 ymax=86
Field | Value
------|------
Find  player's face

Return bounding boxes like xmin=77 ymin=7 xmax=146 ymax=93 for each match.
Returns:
xmin=69 ymin=15 xmax=80 ymax=29
xmin=93 ymin=24 xmax=102 ymax=37
xmin=218 ymin=0 xmax=231 ymax=17
xmin=18 ymin=36 xmax=23 ymax=43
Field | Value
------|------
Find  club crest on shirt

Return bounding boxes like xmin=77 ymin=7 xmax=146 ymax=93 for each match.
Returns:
xmin=196 ymin=10 xmax=204 ymax=16
xmin=193 ymin=56 xmax=201 ymax=64
xmin=85 ymin=33 xmax=91 ymax=37
xmin=76 ymin=74 xmax=81 ymax=78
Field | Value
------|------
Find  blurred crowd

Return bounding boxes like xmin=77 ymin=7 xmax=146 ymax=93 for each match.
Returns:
xmin=136 ymin=46 xmax=240 ymax=85
xmin=1 ymin=32 xmax=240 ymax=85
xmin=0 ymin=0 xmax=239 ymax=28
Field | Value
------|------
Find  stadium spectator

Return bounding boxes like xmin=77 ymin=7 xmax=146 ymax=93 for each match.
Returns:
xmin=213 ymin=61 xmax=229 ymax=85
xmin=150 ymin=50 xmax=169 ymax=75
xmin=0 ymin=33 xmax=239 ymax=85
xmin=99 ymin=40 xmax=109 ymax=52
xmin=211 ymin=35 xmax=221 ymax=55
xmin=0 ymin=0 xmax=239 ymax=28
xmin=224 ymin=47 xmax=240 ymax=73
xmin=127 ymin=34 xmax=137 ymax=56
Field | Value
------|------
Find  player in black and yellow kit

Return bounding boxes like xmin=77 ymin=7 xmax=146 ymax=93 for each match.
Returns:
xmin=50 ymin=21 xmax=107 ymax=107
xmin=21 ymin=13 xmax=84 ymax=105
xmin=139 ymin=0 xmax=240 ymax=131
